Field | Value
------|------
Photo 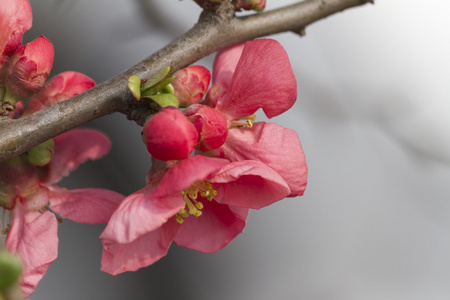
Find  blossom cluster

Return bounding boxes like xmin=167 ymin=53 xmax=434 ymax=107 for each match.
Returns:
xmin=1 ymin=0 xmax=124 ymax=297
xmin=100 ymin=38 xmax=308 ymax=275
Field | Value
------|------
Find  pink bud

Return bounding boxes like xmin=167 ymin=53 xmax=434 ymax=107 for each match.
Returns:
xmin=185 ymin=104 xmax=228 ymax=152
xmin=4 ymin=35 xmax=54 ymax=103
xmin=203 ymin=83 xmax=227 ymax=108
xmin=232 ymin=0 xmax=266 ymax=11
xmin=22 ymin=71 xmax=96 ymax=117
xmin=0 ymin=0 xmax=32 ymax=81
xmin=172 ymin=65 xmax=211 ymax=107
xmin=143 ymin=107 xmax=199 ymax=161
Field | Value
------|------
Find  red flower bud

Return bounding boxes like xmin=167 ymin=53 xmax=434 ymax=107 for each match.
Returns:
xmin=4 ymin=35 xmax=54 ymax=104
xmin=143 ymin=107 xmax=199 ymax=161
xmin=185 ymin=104 xmax=228 ymax=152
xmin=172 ymin=65 xmax=211 ymax=108
xmin=232 ymin=0 xmax=266 ymax=11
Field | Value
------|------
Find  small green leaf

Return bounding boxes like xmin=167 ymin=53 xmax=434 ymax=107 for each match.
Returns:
xmin=147 ymin=93 xmax=179 ymax=108
xmin=160 ymin=83 xmax=175 ymax=95
xmin=127 ymin=75 xmax=141 ymax=100
xmin=142 ymin=75 xmax=175 ymax=96
xmin=27 ymin=139 xmax=55 ymax=167
xmin=0 ymin=250 xmax=22 ymax=290
xmin=142 ymin=66 xmax=173 ymax=90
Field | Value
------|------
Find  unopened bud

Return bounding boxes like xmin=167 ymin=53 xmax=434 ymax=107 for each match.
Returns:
xmin=232 ymin=0 xmax=266 ymax=11
xmin=143 ymin=107 xmax=198 ymax=161
xmin=172 ymin=65 xmax=211 ymax=108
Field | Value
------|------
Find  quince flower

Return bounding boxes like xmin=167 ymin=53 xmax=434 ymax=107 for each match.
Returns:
xmin=0 ymin=0 xmax=32 ymax=82
xmin=100 ymin=155 xmax=291 ymax=275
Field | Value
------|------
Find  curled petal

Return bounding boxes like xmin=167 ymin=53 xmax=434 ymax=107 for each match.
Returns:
xmin=5 ymin=204 xmax=58 ymax=297
xmin=215 ymin=39 xmax=297 ymax=119
xmin=212 ymin=43 xmax=245 ymax=90
xmin=211 ymin=160 xmax=290 ymax=209
xmin=213 ymin=122 xmax=308 ymax=197
xmin=22 ymin=71 xmax=96 ymax=117
xmin=101 ymin=219 xmax=179 ymax=275
xmin=100 ymin=185 xmax=184 ymax=244
xmin=154 ymin=155 xmax=229 ymax=198
xmin=45 ymin=129 xmax=111 ymax=183
xmin=47 ymin=185 xmax=125 ymax=224
xmin=174 ymin=200 xmax=248 ymax=253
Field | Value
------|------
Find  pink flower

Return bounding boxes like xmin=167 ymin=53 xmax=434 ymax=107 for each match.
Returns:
xmin=4 ymin=35 xmax=54 ymax=104
xmin=143 ymin=107 xmax=199 ymax=161
xmin=1 ymin=129 xmax=124 ymax=297
xmin=232 ymin=0 xmax=266 ymax=11
xmin=21 ymin=71 xmax=96 ymax=117
xmin=172 ymin=65 xmax=211 ymax=107
xmin=100 ymin=155 xmax=291 ymax=275
xmin=202 ymin=39 xmax=308 ymax=196
xmin=0 ymin=0 xmax=32 ymax=82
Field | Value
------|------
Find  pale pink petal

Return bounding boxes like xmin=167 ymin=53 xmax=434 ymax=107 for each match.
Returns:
xmin=153 ymin=155 xmax=229 ymax=198
xmin=210 ymin=160 xmax=290 ymax=209
xmin=174 ymin=199 xmax=248 ymax=253
xmin=215 ymin=39 xmax=297 ymax=119
xmin=46 ymin=185 xmax=124 ymax=224
xmin=22 ymin=71 xmax=96 ymax=117
xmin=101 ymin=219 xmax=179 ymax=275
xmin=100 ymin=185 xmax=184 ymax=244
xmin=45 ymin=128 xmax=111 ymax=183
xmin=212 ymin=43 xmax=245 ymax=90
xmin=214 ymin=122 xmax=308 ymax=197
xmin=6 ymin=204 xmax=59 ymax=298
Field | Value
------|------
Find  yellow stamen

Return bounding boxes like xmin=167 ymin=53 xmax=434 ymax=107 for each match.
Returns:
xmin=174 ymin=180 xmax=217 ymax=223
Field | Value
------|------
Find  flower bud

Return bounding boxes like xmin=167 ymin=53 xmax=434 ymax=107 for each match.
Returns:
xmin=232 ymin=0 xmax=266 ymax=11
xmin=172 ymin=65 xmax=211 ymax=108
xmin=143 ymin=107 xmax=199 ymax=161
xmin=3 ymin=35 xmax=54 ymax=105
xmin=26 ymin=139 xmax=55 ymax=167
xmin=0 ymin=250 xmax=22 ymax=290
xmin=185 ymin=104 xmax=228 ymax=151
xmin=193 ymin=0 xmax=226 ymax=10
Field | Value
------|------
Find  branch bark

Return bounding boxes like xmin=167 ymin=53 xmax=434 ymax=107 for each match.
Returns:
xmin=0 ymin=0 xmax=372 ymax=162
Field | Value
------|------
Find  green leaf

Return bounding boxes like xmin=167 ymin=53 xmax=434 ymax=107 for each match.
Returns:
xmin=127 ymin=75 xmax=141 ymax=100
xmin=142 ymin=75 xmax=175 ymax=96
xmin=146 ymin=93 xmax=179 ymax=108
xmin=27 ymin=139 xmax=55 ymax=167
xmin=141 ymin=66 xmax=173 ymax=90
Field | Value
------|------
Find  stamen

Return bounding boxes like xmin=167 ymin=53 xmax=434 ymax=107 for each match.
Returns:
xmin=229 ymin=114 xmax=257 ymax=128
xmin=175 ymin=180 xmax=217 ymax=223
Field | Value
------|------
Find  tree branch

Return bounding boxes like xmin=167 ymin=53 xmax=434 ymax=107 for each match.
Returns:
xmin=0 ymin=0 xmax=372 ymax=162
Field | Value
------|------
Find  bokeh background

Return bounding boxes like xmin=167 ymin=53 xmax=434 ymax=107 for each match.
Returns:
xmin=24 ymin=0 xmax=450 ymax=299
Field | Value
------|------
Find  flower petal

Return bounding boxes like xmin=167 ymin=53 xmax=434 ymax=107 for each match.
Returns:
xmin=45 ymin=128 xmax=111 ymax=183
xmin=174 ymin=200 xmax=248 ymax=253
xmin=101 ymin=219 xmax=179 ymax=275
xmin=215 ymin=39 xmax=297 ymax=119
xmin=5 ymin=204 xmax=58 ymax=298
xmin=47 ymin=185 xmax=124 ymax=224
xmin=210 ymin=160 xmax=291 ymax=209
xmin=214 ymin=122 xmax=307 ymax=197
xmin=100 ymin=185 xmax=184 ymax=244
xmin=153 ymin=155 xmax=229 ymax=198
xmin=212 ymin=42 xmax=246 ymax=90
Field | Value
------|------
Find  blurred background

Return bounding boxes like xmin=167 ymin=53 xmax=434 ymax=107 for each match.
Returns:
xmin=25 ymin=0 xmax=450 ymax=299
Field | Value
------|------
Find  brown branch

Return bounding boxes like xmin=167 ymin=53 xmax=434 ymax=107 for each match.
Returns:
xmin=0 ymin=0 xmax=372 ymax=162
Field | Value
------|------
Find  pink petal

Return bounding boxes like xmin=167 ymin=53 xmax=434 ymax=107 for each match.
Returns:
xmin=215 ymin=122 xmax=308 ymax=197
xmin=210 ymin=160 xmax=291 ymax=209
xmin=174 ymin=199 xmax=248 ymax=253
xmin=100 ymin=185 xmax=184 ymax=244
xmin=215 ymin=39 xmax=297 ymax=119
xmin=22 ymin=71 xmax=96 ymax=117
xmin=212 ymin=43 xmax=246 ymax=90
xmin=153 ymin=155 xmax=229 ymax=198
xmin=6 ymin=204 xmax=59 ymax=298
xmin=47 ymin=185 xmax=124 ymax=224
xmin=101 ymin=219 xmax=179 ymax=275
xmin=45 ymin=128 xmax=111 ymax=183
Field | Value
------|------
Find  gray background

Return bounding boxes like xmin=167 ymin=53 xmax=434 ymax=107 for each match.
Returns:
xmin=24 ymin=0 xmax=450 ymax=299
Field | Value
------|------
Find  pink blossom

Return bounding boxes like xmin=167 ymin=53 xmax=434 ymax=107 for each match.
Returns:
xmin=100 ymin=155 xmax=291 ymax=275
xmin=232 ymin=0 xmax=266 ymax=11
xmin=0 ymin=0 xmax=32 ymax=82
xmin=4 ymin=35 xmax=54 ymax=104
xmin=143 ymin=107 xmax=199 ymax=161
xmin=0 ymin=129 xmax=124 ymax=297
xmin=22 ymin=71 xmax=96 ymax=117
xmin=172 ymin=65 xmax=211 ymax=107
xmin=203 ymin=39 xmax=308 ymax=197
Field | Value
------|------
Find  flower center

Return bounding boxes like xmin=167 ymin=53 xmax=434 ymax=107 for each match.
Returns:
xmin=175 ymin=181 xmax=217 ymax=224
xmin=229 ymin=113 xmax=257 ymax=129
